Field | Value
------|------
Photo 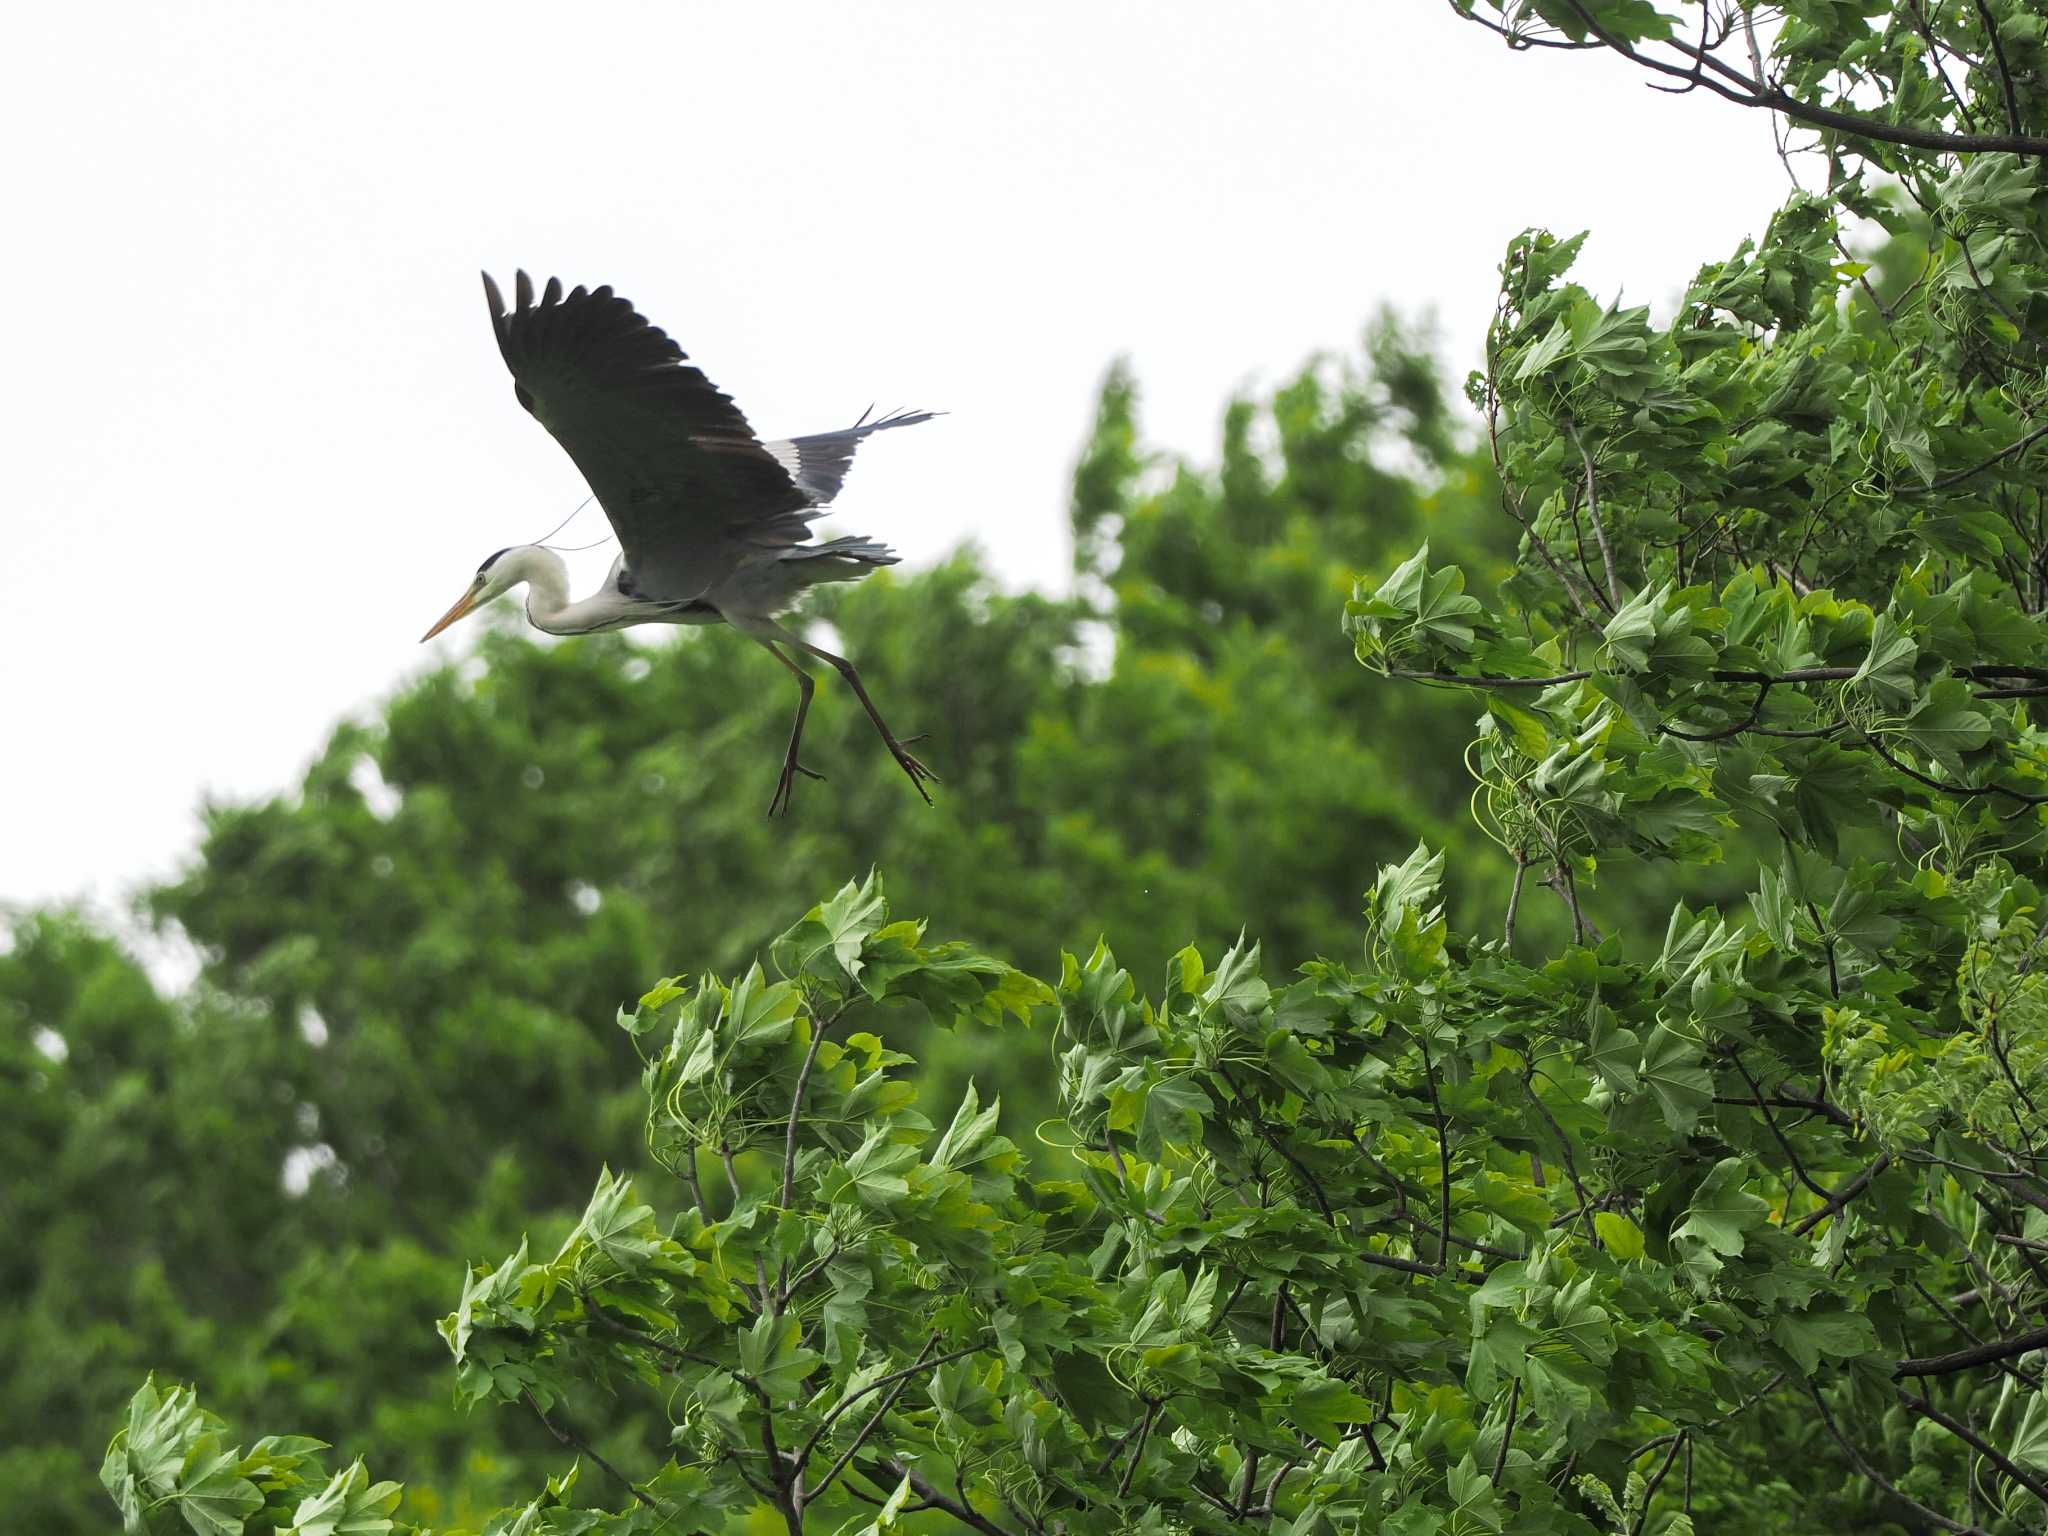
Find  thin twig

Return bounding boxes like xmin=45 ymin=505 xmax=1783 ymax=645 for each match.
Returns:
xmin=1804 ymin=1381 xmax=1989 ymax=1536
xmin=1901 ymin=1388 xmax=2048 ymax=1504
xmin=801 ymin=1351 xmax=937 ymax=1512
xmin=782 ymin=1008 xmax=838 ymax=1208
xmin=1627 ymin=1431 xmax=1685 ymax=1536
xmin=1732 ymin=1054 xmax=1832 ymax=1203
xmin=1421 ymin=1038 xmax=1453 ymax=1273
xmin=1491 ymin=1378 xmax=1522 ymax=1487
xmin=1123 ymin=1399 xmax=1162 ymax=1500
xmin=1791 ymin=1154 xmax=1893 ymax=1236
xmin=523 ymin=1392 xmax=656 ymax=1508
xmin=1896 ymin=1322 xmax=2048 ymax=1381
xmin=873 ymin=1458 xmax=1019 ymax=1536
xmin=1527 ymin=1072 xmax=1602 ymax=1249
xmin=1569 ymin=423 xmax=1623 ymax=608
xmin=801 ymin=1339 xmax=983 ymax=1467
xmin=1975 ymin=0 xmax=2023 ymax=136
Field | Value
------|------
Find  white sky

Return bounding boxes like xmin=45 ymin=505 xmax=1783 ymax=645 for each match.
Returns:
xmin=0 ymin=2 xmax=1788 ymax=916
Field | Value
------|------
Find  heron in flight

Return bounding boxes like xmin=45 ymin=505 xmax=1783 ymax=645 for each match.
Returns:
xmin=421 ymin=270 xmax=938 ymax=817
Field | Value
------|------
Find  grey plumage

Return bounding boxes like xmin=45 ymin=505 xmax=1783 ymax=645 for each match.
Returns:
xmin=767 ymin=408 xmax=940 ymax=507
xmin=436 ymin=270 xmax=940 ymax=816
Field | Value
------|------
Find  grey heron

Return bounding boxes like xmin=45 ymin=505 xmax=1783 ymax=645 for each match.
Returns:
xmin=421 ymin=270 xmax=938 ymax=817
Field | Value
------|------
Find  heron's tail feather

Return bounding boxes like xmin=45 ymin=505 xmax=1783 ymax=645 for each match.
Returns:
xmin=779 ymin=536 xmax=900 ymax=587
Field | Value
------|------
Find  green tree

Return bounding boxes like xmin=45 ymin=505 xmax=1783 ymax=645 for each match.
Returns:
xmin=92 ymin=6 xmax=2048 ymax=1530
xmin=11 ymin=316 xmax=1504 ymax=1530
xmin=0 ymin=916 xmax=307 ymax=1530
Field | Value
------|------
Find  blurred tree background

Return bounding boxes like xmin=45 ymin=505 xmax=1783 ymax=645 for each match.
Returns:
xmin=1 ymin=314 xmax=1516 ymax=1531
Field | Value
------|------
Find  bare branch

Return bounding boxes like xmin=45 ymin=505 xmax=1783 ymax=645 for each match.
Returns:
xmin=1569 ymin=424 xmax=1623 ymax=608
xmin=1804 ymin=1381 xmax=1991 ymax=1536
xmin=1895 ymin=1324 xmax=2048 ymax=1380
xmin=1791 ymin=1154 xmax=1893 ymax=1236
xmin=522 ymin=1392 xmax=655 ymax=1509
xmin=1900 ymin=1389 xmax=2048 ymax=1504
xmin=872 ymin=1458 xmax=1019 ymax=1536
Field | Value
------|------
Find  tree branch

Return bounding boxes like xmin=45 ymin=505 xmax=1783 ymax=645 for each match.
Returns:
xmin=522 ymin=1392 xmax=656 ymax=1509
xmin=800 ymin=1338 xmax=984 ymax=1471
xmin=1791 ymin=1154 xmax=1893 ymax=1236
xmin=1569 ymin=423 xmax=1623 ymax=608
xmin=1804 ymin=1381 xmax=1991 ymax=1536
xmin=1420 ymin=1038 xmax=1452 ymax=1273
xmin=800 ymin=1351 xmax=934 ymax=1512
xmin=1490 ymin=1377 xmax=1521 ymax=1487
xmin=1550 ymin=0 xmax=2048 ymax=159
xmin=1895 ymin=1324 xmax=2048 ymax=1380
xmin=1900 ymin=1389 xmax=2048 ymax=1504
xmin=872 ymin=1458 xmax=1019 ymax=1536
xmin=1627 ymin=1431 xmax=1685 ymax=1536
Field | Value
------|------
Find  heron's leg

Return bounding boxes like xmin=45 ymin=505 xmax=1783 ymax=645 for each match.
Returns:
xmin=795 ymin=639 xmax=939 ymax=805
xmin=756 ymin=639 xmax=823 ymax=818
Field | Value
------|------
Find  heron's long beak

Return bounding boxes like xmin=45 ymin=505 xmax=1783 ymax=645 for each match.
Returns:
xmin=419 ymin=584 xmax=482 ymax=643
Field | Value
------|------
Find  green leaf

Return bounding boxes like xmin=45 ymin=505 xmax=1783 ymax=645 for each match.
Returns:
xmin=727 ymin=962 xmax=799 ymax=1049
xmin=1593 ymin=1211 xmax=1645 ymax=1260
xmin=1289 ymin=1378 xmax=1376 ymax=1447
xmin=288 ymin=1460 xmax=401 ymax=1536
xmin=774 ymin=871 xmax=889 ymax=983
xmin=930 ymin=1079 xmax=1003 ymax=1172
xmin=170 ymin=1437 xmax=264 ymax=1536
xmin=738 ymin=1314 xmax=823 ymax=1400
xmin=1639 ymin=1025 xmax=1714 ymax=1134
xmin=1901 ymin=679 xmax=1992 ymax=776
xmin=1135 ymin=1070 xmax=1212 ymax=1162
xmin=1674 ymin=1158 xmax=1770 ymax=1258
xmin=1771 ymin=1307 xmax=1877 ymax=1373
xmin=562 ymin=1169 xmax=662 ymax=1269
xmin=1850 ymin=615 xmax=1918 ymax=705
xmin=1586 ymin=1008 xmax=1641 ymax=1092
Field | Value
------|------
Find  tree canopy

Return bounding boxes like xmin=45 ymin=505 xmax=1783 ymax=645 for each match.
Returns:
xmin=8 ymin=309 xmax=1503 ymax=1530
xmin=25 ymin=3 xmax=2048 ymax=1533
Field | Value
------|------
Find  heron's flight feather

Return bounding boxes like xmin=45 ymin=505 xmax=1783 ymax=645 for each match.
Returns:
xmin=764 ymin=408 xmax=942 ymax=506
xmin=482 ymin=269 xmax=814 ymax=602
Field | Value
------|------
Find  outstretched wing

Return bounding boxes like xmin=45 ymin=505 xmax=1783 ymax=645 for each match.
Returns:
xmin=483 ymin=270 xmax=813 ymax=600
xmin=765 ymin=407 xmax=940 ymax=506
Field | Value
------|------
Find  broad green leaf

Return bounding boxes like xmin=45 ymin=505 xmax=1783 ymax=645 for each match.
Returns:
xmin=1289 ymin=1379 xmax=1376 ymax=1447
xmin=1771 ymin=1307 xmax=1877 ymax=1373
xmin=1639 ymin=1025 xmax=1714 ymax=1134
xmin=1593 ymin=1211 xmax=1645 ymax=1260
xmin=1674 ymin=1158 xmax=1770 ymax=1258
xmin=170 ymin=1437 xmax=264 ymax=1536
xmin=289 ymin=1461 xmax=401 ymax=1536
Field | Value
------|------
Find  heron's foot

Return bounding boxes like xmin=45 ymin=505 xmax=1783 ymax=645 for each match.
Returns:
xmin=886 ymin=737 xmax=940 ymax=806
xmin=766 ymin=757 xmax=827 ymax=819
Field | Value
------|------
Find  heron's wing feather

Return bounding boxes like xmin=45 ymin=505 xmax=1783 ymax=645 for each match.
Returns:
xmin=483 ymin=270 xmax=811 ymax=599
xmin=764 ymin=408 xmax=940 ymax=505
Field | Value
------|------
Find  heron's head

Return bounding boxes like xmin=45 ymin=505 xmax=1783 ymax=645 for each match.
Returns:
xmin=418 ymin=546 xmax=529 ymax=642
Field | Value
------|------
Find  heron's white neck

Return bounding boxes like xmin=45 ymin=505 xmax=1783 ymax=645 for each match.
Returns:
xmin=485 ymin=545 xmax=604 ymax=635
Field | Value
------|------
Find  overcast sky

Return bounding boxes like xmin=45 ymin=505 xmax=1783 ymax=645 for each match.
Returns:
xmin=1 ymin=2 xmax=1789 ymax=919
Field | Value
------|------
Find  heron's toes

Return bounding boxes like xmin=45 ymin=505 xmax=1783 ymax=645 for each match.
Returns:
xmin=888 ymin=741 xmax=940 ymax=805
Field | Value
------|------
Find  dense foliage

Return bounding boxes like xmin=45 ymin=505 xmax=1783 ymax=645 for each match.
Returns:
xmin=6 ymin=316 xmax=1502 ymax=1531
xmin=28 ymin=2 xmax=2048 ymax=1531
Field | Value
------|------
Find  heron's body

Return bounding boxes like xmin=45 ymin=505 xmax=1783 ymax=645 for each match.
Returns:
xmin=423 ymin=271 xmax=939 ymax=814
